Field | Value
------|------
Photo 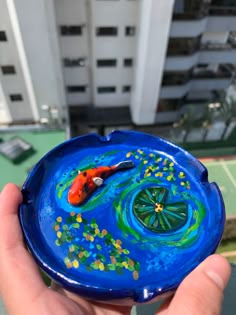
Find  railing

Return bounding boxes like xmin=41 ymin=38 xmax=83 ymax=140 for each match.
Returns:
xmin=162 ymin=66 xmax=232 ymax=86
xmin=200 ymin=41 xmax=236 ymax=51
xmin=209 ymin=5 xmax=236 ymax=15
xmin=173 ymin=2 xmax=210 ymax=20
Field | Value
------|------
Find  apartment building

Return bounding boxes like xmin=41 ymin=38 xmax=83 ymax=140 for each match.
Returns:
xmin=0 ymin=0 xmax=235 ymax=130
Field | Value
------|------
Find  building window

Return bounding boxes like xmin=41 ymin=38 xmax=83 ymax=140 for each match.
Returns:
xmin=63 ymin=58 xmax=86 ymax=67
xmin=60 ymin=25 xmax=83 ymax=36
xmin=1 ymin=65 xmax=16 ymax=75
xmin=96 ymin=27 xmax=118 ymax=36
xmin=122 ymin=86 xmax=131 ymax=93
xmin=67 ymin=86 xmax=87 ymax=93
xmin=125 ymin=26 xmax=135 ymax=36
xmin=9 ymin=94 xmax=23 ymax=102
xmin=124 ymin=58 xmax=133 ymax=67
xmin=0 ymin=31 xmax=7 ymax=41
xmin=97 ymin=59 xmax=117 ymax=67
xmin=97 ymin=86 xmax=116 ymax=93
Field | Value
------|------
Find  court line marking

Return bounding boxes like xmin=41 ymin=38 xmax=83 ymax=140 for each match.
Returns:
xmin=220 ymin=160 xmax=236 ymax=188
xmin=203 ymin=160 xmax=236 ymax=167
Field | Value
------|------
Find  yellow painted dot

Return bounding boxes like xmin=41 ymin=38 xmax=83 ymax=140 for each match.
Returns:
xmin=122 ymin=262 xmax=129 ymax=269
xmin=57 ymin=217 xmax=62 ymax=222
xmin=73 ymin=260 xmax=79 ymax=268
xmin=76 ymin=216 xmax=82 ymax=223
xmin=99 ymin=263 xmax=105 ymax=271
xmin=181 ymin=181 xmax=185 ymax=186
xmin=126 ymin=152 xmax=131 ymax=157
xmin=149 ymin=153 xmax=154 ymax=157
xmin=57 ymin=231 xmax=62 ymax=238
xmin=95 ymin=228 xmax=100 ymax=234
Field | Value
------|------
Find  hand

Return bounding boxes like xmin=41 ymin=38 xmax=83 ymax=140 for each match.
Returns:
xmin=0 ymin=184 xmax=231 ymax=315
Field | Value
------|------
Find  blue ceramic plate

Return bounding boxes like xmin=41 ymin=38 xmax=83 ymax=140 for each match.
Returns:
xmin=19 ymin=131 xmax=225 ymax=305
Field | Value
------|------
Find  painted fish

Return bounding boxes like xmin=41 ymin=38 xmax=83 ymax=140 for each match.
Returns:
xmin=68 ymin=160 xmax=135 ymax=206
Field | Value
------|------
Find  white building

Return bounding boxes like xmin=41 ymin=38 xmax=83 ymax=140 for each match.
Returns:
xmin=0 ymin=0 xmax=236 ymax=130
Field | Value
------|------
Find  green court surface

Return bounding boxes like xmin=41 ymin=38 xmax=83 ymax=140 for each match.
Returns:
xmin=0 ymin=129 xmax=66 ymax=191
xmin=201 ymin=158 xmax=236 ymax=216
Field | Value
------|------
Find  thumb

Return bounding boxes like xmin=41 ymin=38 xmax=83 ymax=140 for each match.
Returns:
xmin=167 ymin=254 xmax=231 ymax=315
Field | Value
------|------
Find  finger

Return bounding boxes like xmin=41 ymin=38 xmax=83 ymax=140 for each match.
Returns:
xmin=0 ymin=184 xmax=46 ymax=312
xmin=166 ymin=254 xmax=231 ymax=315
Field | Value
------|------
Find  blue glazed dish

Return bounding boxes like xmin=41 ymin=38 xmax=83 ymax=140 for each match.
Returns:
xmin=19 ymin=130 xmax=225 ymax=305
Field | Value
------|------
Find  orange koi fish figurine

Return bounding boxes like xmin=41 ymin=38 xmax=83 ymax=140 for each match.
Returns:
xmin=68 ymin=160 xmax=135 ymax=206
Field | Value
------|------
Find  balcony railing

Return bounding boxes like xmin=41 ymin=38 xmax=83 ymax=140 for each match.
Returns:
xmin=192 ymin=68 xmax=232 ymax=79
xmin=209 ymin=5 xmax=236 ymax=16
xmin=162 ymin=66 xmax=232 ymax=86
xmin=167 ymin=37 xmax=201 ymax=56
xmin=200 ymin=41 xmax=236 ymax=51
xmin=173 ymin=0 xmax=210 ymax=20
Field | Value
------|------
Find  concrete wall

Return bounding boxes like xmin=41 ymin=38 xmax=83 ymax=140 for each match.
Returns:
xmin=131 ymin=0 xmax=175 ymax=125
xmin=0 ymin=0 xmax=34 ymax=122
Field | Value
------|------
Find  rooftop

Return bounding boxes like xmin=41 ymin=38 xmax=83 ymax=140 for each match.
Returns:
xmin=0 ymin=129 xmax=66 ymax=190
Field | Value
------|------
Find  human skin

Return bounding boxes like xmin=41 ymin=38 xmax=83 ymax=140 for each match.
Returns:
xmin=0 ymin=183 xmax=231 ymax=315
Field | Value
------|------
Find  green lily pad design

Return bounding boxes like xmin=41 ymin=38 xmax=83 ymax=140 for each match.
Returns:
xmin=133 ymin=187 xmax=188 ymax=233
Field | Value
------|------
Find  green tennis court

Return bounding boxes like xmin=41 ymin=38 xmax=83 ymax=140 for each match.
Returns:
xmin=201 ymin=157 xmax=236 ymax=216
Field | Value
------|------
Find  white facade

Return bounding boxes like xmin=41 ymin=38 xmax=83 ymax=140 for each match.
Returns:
xmin=0 ymin=0 xmax=235 ymax=126
xmin=0 ymin=0 xmax=66 ymax=125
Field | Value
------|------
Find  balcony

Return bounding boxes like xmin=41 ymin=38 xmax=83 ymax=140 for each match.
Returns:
xmin=165 ymin=39 xmax=236 ymax=71
xmin=209 ymin=5 xmax=236 ymax=16
xmin=160 ymin=66 xmax=232 ymax=99
xmin=200 ymin=41 xmax=236 ymax=64
xmin=173 ymin=0 xmax=210 ymax=20
xmin=167 ymin=36 xmax=201 ymax=56
xmin=170 ymin=19 xmax=207 ymax=38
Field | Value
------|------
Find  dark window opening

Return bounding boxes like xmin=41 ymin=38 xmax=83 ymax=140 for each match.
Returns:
xmin=67 ymin=86 xmax=87 ymax=93
xmin=60 ymin=25 xmax=83 ymax=36
xmin=167 ymin=36 xmax=201 ymax=56
xmin=1 ymin=65 xmax=16 ymax=75
xmin=122 ymin=86 xmax=131 ymax=93
xmin=125 ymin=26 xmax=135 ymax=36
xmin=157 ymin=99 xmax=180 ymax=112
xmin=124 ymin=58 xmax=133 ymax=67
xmin=63 ymin=58 xmax=86 ymax=67
xmin=97 ymin=86 xmax=116 ymax=93
xmin=0 ymin=31 xmax=7 ymax=41
xmin=96 ymin=27 xmax=118 ymax=36
xmin=10 ymin=94 xmax=23 ymax=102
xmin=97 ymin=59 xmax=117 ymax=67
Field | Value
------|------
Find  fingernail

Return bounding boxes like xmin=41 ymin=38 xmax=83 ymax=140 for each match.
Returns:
xmin=203 ymin=255 xmax=231 ymax=290
xmin=205 ymin=270 xmax=225 ymax=290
